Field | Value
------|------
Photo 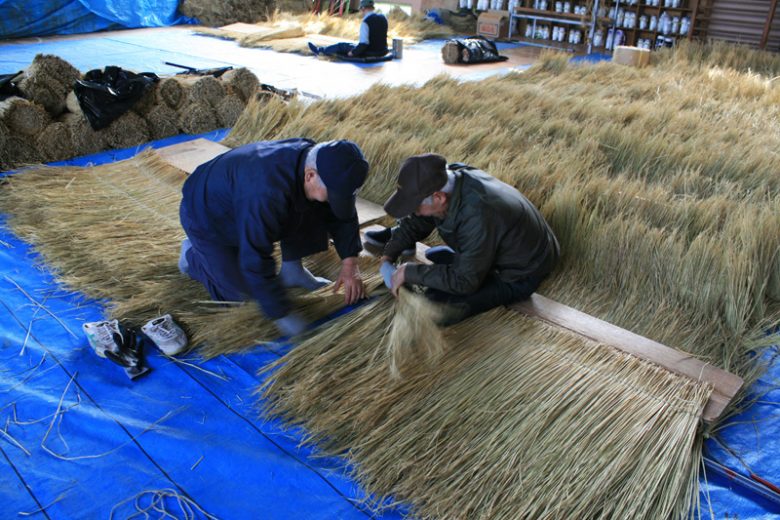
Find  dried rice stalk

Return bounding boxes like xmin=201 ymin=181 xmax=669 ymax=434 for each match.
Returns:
xmin=157 ymin=78 xmax=186 ymax=110
xmin=238 ymin=25 xmax=306 ymax=46
xmin=260 ymin=300 xmax=711 ymax=519
xmin=0 ymin=151 xmax=382 ymax=356
xmin=18 ymin=54 xmax=81 ymax=115
xmin=386 ymin=288 xmax=445 ymax=379
xmin=60 ymin=113 xmax=106 ymax=157
xmin=221 ymin=67 xmax=259 ymax=103
xmin=0 ymin=121 xmax=8 ymax=155
xmin=36 ymin=122 xmax=74 ymax=163
xmin=178 ymin=101 xmax=218 ymax=135
xmin=132 ymin=83 xmax=159 ymax=116
xmin=1 ymin=135 xmax=43 ymax=166
xmin=145 ymin=104 xmax=180 ymax=140
xmin=0 ymin=97 xmax=49 ymax=136
xmin=227 ymin=46 xmax=780 ymax=396
xmin=104 ymin=111 xmax=150 ymax=149
xmin=186 ymin=76 xmax=226 ymax=107
xmin=215 ymin=95 xmax=246 ymax=128
xmin=179 ymin=0 xmax=272 ymax=27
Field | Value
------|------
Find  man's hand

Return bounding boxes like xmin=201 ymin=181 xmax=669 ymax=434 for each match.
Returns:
xmin=335 ymin=256 xmax=365 ymax=304
xmin=390 ymin=263 xmax=408 ymax=298
xmin=347 ymin=50 xmax=354 ymax=57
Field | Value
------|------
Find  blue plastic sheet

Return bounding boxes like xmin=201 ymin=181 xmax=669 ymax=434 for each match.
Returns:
xmin=0 ymin=0 xmax=190 ymax=40
xmin=0 ymin=133 xmax=404 ymax=519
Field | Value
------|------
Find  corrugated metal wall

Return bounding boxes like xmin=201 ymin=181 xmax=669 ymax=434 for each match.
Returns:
xmin=705 ymin=0 xmax=780 ymax=48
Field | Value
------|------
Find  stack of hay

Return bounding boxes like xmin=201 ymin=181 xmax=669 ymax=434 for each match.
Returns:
xmin=0 ymin=54 xmax=260 ymax=171
xmin=179 ymin=0 xmax=274 ymax=27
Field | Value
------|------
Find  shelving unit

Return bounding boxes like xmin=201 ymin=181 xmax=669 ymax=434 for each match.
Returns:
xmin=597 ymin=0 xmax=703 ymax=52
xmin=505 ymin=0 xmax=705 ymax=54
xmin=508 ymin=1 xmax=603 ymax=54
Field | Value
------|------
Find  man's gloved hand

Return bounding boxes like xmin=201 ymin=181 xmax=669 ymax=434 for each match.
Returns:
xmin=274 ymin=313 xmax=307 ymax=338
xmin=380 ymin=261 xmax=396 ymax=290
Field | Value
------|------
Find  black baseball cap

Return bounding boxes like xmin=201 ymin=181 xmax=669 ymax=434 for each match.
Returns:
xmin=384 ymin=153 xmax=447 ymax=218
xmin=316 ymin=140 xmax=369 ymax=220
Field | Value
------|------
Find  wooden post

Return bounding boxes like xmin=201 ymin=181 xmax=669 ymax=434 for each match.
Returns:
xmin=760 ymin=0 xmax=779 ymax=49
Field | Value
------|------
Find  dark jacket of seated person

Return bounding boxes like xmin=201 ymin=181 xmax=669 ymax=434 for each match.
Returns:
xmin=315 ymin=0 xmax=388 ymax=58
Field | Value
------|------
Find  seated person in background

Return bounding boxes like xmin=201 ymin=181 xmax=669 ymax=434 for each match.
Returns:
xmin=308 ymin=0 xmax=388 ymax=59
xmin=378 ymin=154 xmax=560 ymax=325
xmin=179 ymin=139 xmax=369 ymax=337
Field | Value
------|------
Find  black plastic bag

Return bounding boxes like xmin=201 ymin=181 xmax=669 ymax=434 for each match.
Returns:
xmin=74 ymin=66 xmax=159 ymax=130
xmin=0 ymin=71 xmax=23 ymax=101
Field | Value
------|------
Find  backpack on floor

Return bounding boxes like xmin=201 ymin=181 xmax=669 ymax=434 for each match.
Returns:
xmin=441 ymin=35 xmax=509 ymax=65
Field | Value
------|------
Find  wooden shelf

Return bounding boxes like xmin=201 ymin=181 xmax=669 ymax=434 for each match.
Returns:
xmin=510 ymin=35 xmax=587 ymax=52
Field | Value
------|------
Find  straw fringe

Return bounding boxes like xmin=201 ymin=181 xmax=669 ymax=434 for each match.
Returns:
xmin=260 ymin=298 xmax=711 ymax=519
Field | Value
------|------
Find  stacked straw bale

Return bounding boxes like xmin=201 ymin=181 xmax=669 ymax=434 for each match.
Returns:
xmin=18 ymin=54 xmax=80 ymax=115
xmin=0 ymin=54 xmax=260 ymax=171
xmin=179 ymin=0 xmax=274 ymax=27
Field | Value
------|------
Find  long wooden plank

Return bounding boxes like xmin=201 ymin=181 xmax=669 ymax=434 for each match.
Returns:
xmin=357 ymin=225 xmax=741 ymax=423
xmin=510 ymin=295 xmax=741 ymax=423
xmin=156 ymin=139 xmax=387 ymax=226
xmin=155 ymin=138 xmax=229 ymax=175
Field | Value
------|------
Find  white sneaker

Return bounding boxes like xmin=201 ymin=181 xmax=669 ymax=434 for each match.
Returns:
xmin=82 ymin=320 xmax=122 ymax=358
xmin=141 ymin=314 xmax=188 ymax=356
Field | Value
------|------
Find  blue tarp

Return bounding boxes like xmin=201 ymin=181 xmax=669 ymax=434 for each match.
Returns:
xmin=0 ymin=0 xmax=189 ymax=40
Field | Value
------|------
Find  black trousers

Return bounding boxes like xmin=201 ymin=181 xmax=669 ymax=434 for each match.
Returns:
xmin=422 ymin=246 xmax=547 ymax=325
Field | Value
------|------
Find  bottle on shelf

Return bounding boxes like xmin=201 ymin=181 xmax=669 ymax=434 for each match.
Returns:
xmin=593 ymin=28 xmax=604 ymax=47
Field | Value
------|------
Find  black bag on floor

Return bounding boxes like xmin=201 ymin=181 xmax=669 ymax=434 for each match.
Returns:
xmin=0 ymin=71 xmax=23 ymax=101
xmin=441 ymin=35 xmax=508 ymax=65
xmin=74 ymin=66 xmax=159 ymax=130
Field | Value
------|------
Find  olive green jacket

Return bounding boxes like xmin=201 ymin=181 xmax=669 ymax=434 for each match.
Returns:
xmin=384 ymin=165 xmax=559 ymax=295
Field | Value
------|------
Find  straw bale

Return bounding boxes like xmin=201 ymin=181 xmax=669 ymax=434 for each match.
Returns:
xmin=65 ymin=90 xmax=82 ymax=115
xmin=0 ymin=121 xmax=8 ymax=153
xmin=178 ymin=101 xmax=218 ymax=135
xmin=36 ymin=122 xmax=74 ymax=163
xmin=18 ymin=55 xmax=81 ymax=116
xmin=386 ymin=289 xmax=446 ymax=380
xmin=145 ymin=104 xmax=180 ymax=140
xmin=104 ymin=111 xmax=150 ymax=149
xmin=238 ymin=25 xmax=306 ymax=46
xmin=215 ymin=95 xmax=246 ymax=128
xmin=60 ymin=113 xmax=106 ymax=156
xmin=157 ymin=78 xmax=186 ymax=110
xmin=132 ymin=83 xmax=159 ymax=116
xmin=187 ymin=76 xmax=226 ymax=107
xmin=1 ymin=135 xmax=43 ymax=167
xmin=221 ymin=67 xmax=259 ymax=103
xmin=0 ymin=96 xmax=50 ymax=136
xmin=179 ymin=0 xmax=273 ymax=27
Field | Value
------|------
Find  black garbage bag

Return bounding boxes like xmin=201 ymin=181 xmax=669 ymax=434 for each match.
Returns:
xmin=74 ymin=66 xmax=159 ymax=130
xmin=0 ymin=71 xmax=23 ymax=101
xmin=441 ymin=35 xmax=509 ymax=65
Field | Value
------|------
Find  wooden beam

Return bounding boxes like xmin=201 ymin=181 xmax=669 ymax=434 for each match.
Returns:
xmin=357 ymin=226 xmax=742 ymax=424
xmin=761 ymin=0 xmax=779 ymax=50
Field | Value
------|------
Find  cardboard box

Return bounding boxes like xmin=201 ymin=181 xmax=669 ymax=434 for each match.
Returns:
xmin=477 ymin=10 xmax=510 ymax=40
xmin=613 ymin=45 xmax=651 ymax=68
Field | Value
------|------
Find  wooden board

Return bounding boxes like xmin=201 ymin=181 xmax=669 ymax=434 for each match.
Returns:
xmin=510 ymin=295 xmax=742 ymax=423
xmin=156 ymin=139 xmax=387 ymax=227
xmin=156 ymin=138 xmax=229 ymax=175
xmin=357 ymin=227 xmax=742 ymax=423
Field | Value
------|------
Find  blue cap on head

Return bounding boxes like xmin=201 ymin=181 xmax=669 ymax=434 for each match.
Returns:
xmin=316 ymin=140 xmax=368 ymax=220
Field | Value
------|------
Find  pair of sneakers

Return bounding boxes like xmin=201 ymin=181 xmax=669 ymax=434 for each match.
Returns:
xmin=363 ymin=227 xmax=416 ymax=257
xmin=83 ymin=315 xmax=188 ymax=380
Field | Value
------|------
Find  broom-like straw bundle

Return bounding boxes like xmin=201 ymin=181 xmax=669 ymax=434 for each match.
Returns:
xmin=385 ymin=288 xmax=446 ymax=379
xmin=260 ymin=296 xmax=712 ymax=519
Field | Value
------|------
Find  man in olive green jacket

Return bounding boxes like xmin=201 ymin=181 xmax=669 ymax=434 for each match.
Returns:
xmin=378 ymin=153 xmax=559 ymax=324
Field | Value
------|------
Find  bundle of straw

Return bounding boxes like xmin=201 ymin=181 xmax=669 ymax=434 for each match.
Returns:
xmin=260 ymin=296 xmax=712 ymax=519
xmin=18 ymin=54 xmax=81 ymax=115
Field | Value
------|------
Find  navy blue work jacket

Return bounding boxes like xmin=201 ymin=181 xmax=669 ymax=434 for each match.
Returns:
xmin=180 ymin=138 xmax=361 ymax=319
